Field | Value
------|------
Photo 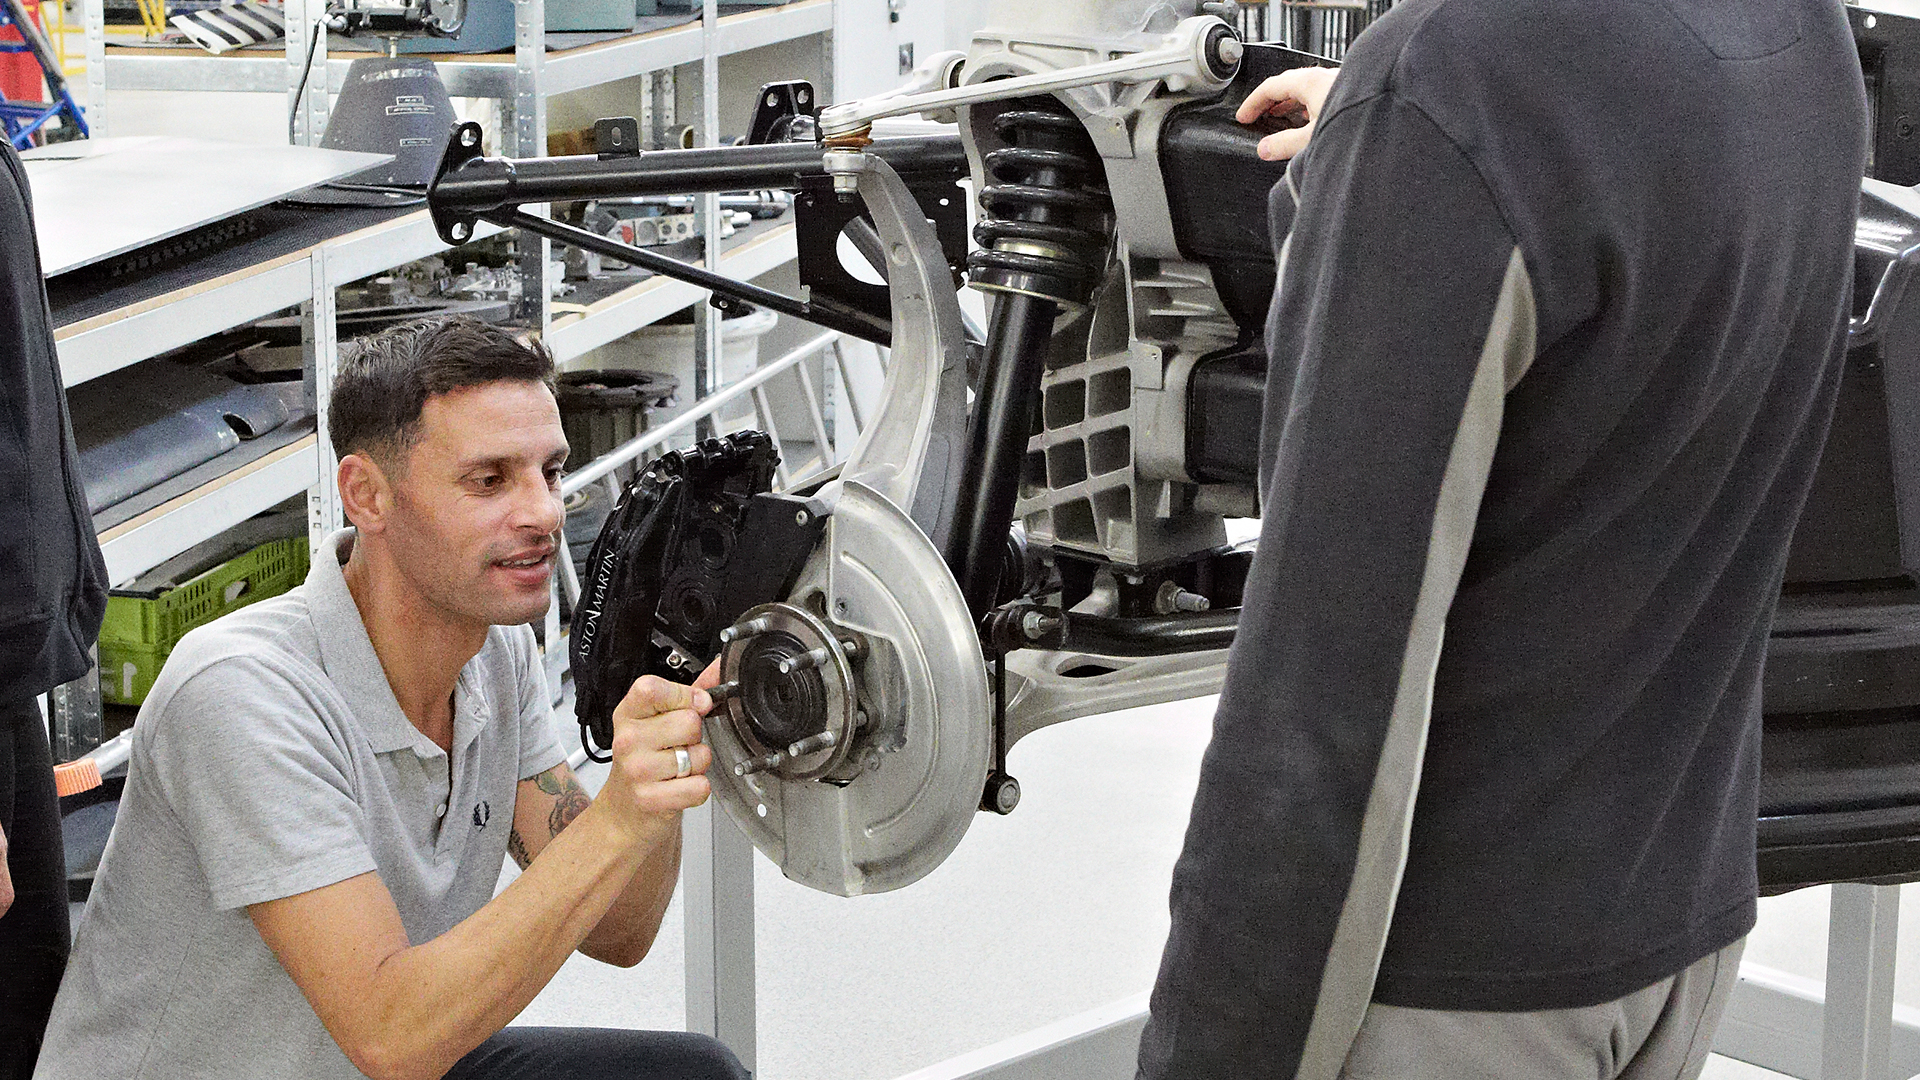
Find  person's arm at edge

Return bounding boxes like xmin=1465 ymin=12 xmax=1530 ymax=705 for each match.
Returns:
xmin=248 ymin=675 xmax=715 ymax=1080
xmin=0 ymin=821 xmax=11 ymax=918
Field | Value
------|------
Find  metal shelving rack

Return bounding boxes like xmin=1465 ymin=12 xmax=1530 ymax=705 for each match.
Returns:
xmin=83 ymin=0 xmax=832 ymax=109
xmin=64 ymin=0 xmax=841 ymax=579
xmin=54 ymin=209 xmax=497 ymax=584
xmin=54 ymin=12 xmax=1920 ymax=1080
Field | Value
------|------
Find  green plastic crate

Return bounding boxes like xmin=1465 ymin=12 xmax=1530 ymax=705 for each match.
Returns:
xmin=97 ymin=639 xmax=169 ymax=709
xmin=98 ymin=536 xmax=310 ymax=706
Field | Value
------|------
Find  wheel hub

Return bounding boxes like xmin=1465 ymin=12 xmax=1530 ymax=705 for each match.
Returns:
xmin=716 ymin=602 xmax=865 ymax=782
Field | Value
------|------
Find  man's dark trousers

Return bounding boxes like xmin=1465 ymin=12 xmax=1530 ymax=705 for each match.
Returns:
xmin=0 ymin=696 xmax=68 ymax=1080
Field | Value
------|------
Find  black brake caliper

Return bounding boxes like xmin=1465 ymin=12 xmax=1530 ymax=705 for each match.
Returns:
xmin=570 ymin=431 xmax=827 ymax=760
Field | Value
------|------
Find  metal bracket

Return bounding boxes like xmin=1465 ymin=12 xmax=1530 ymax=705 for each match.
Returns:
xmin=832 ymin=153 xmax=971 ymax=551
xmin=817 ymin=16 xmax=1239 ymax=139
xmin=792 ymin=172 xmax=969 ymax=334
xmin=746 ymin=79 xmax=818 ymax=146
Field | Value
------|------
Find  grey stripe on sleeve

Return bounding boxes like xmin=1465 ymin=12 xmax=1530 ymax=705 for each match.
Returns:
xmin=1293 ymin=246 xmax=1538 ymax=1080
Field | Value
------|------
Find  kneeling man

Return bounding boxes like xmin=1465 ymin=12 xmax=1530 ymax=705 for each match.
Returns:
xmin=37 ymin=317 xmax=743 ymax=1080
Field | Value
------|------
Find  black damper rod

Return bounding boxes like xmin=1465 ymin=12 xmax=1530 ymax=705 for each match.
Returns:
xmin=944 ymin=102 xmax=1109 ymax=621
xmin=945 ymin=290 xmax=1058 ymax=620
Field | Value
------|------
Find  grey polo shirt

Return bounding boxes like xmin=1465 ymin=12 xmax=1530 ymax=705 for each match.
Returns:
xmin=35 ymin=529 xmax=567 ymax=1080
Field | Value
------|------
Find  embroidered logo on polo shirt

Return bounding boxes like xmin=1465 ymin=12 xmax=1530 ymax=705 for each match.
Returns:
xmin=473 ymin=801 xmax=490 ymax=828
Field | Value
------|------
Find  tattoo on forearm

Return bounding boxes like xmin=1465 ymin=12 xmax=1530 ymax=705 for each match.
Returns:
xmin=539 ymin=767 xmax=593 ymax=839
xmin=512 ymin=766 xmax=593 ymax=868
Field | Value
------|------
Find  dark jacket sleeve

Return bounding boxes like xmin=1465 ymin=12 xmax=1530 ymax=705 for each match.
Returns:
xmin=0 ymin=138 xmax=108 ymax=702
xmin=1137 ymin=91 xmax=1537 ymax=1080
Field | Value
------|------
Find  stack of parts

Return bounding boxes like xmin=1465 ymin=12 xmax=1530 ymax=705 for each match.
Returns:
xmin=66 ymin=359 xmax=310 ymax=517
xmin=168 ymin=0 xmax=284 ymax=53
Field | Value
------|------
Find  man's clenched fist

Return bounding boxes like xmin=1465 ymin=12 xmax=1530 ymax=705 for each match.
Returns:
xmin=599 ymin=671 xmax=717 ymax=824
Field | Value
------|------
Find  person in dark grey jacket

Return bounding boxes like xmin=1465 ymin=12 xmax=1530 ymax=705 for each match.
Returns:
xmin=1 ymin=135 xmax=108 ymax=1080
xmin=1138 ymin=0 xmax=1867 ymax=1078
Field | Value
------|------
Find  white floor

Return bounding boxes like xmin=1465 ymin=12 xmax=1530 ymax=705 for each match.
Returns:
xmin=1704 ymin=1060 xmax=1793 ymax=1079
xmin=504 ymin=695 xmax=1211 ymax=1079
xmin=494 ymin=690 xmax=1920 ymax=1080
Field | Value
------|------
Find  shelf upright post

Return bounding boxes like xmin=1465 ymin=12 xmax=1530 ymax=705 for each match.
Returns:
xmin=509 ymin=0 xmax=562 ymax=689
xmin=1823 ymin=883 xmax=1902 ymax=1080
xmin=683 ymin=6 xmax=757 ymax=1073
xmin=48 ymin=647 xmax=103 ymax=763
xmin=81 ymin=0 xmax=104 ymax=136
xmin=305 ymin=250 xmax=342 ymax=551
xmin=286 ymin=0 xmax=329 ymax=146
xmin=820 ymin=0 xmax=836 ymax=107
xmin=818 ymin=0 xmax=841 ymax=458
xmin=683 ymin=798 xmax=758 ymax=1072
xmin=692 ymin=0 xmax=723 ymax=439
xmin=648 ymin=68 xmax=675 ymax=152
xmin=511 ymin=0 xmax=550 ymax=331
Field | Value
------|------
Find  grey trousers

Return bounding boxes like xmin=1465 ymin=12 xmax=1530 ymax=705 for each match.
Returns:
xmin=1340 ymin=940 xmax=1746 ymax=1080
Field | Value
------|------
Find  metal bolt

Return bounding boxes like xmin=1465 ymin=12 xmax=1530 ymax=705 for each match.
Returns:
xmin=707 ymin=681 xmax=741 ymax=705
xmin=1156 ymin=581 xmax=1213 ymax=614
xmin=787 ymin=731 xmax=838 ymax=757
xmin=736 ymin=751 xmax=785 ymax=776
xmin=1021 ymin=610 xmax=1063 ymax=641
xmin=796 ymin=509 xmax=810 ymax=525
xmin=450 ymin=222 xmax=471 ymax=241
xmin=777 ymin=647 xmax=833 ymax=675
xmin=719 ymin=616 xmax=774 ymax=644
xmin=823 ymin=148 xmax=867 ymax=198
xmin=460 ymin=126 xmax=479 ymax=147
xmin=1172 ymin=589 xmax=1211 ymax=612
xmin=1216 ymin=36 xmax=1244 ymax=67
xmin=983 ymin=773 xmax=1021 ymax=815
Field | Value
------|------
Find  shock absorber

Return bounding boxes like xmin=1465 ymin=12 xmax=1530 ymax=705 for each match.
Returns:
xmin=968 ymin=104 xmax=1112 ymax=306
xmin=946 ymin=99 xmax=1114 ymax=620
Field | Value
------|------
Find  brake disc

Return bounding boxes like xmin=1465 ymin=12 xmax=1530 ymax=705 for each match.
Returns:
xmin=705 ymin=479 xmax=990 ymax=896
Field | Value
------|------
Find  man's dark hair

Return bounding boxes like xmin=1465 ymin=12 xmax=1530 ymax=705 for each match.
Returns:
xmin=329 ymin=315 xmax=557 ymax=468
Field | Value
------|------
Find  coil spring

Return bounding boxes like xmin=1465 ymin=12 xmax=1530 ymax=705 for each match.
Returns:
xmin=967 ymin=102 xmax=1113 ymax=308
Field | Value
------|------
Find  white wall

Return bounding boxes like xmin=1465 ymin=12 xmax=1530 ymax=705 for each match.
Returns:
xmin=832 ymin=0 xmax=980 ymax=105
xmin=944 ymin=0 xmax=992 ymax=53
xmin=1861 ymin=0 xmax=1920 ymax=19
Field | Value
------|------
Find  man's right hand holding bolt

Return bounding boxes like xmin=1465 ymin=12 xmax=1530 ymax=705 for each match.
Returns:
xmin=598 ymin=674 xmax=716 ymax=829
